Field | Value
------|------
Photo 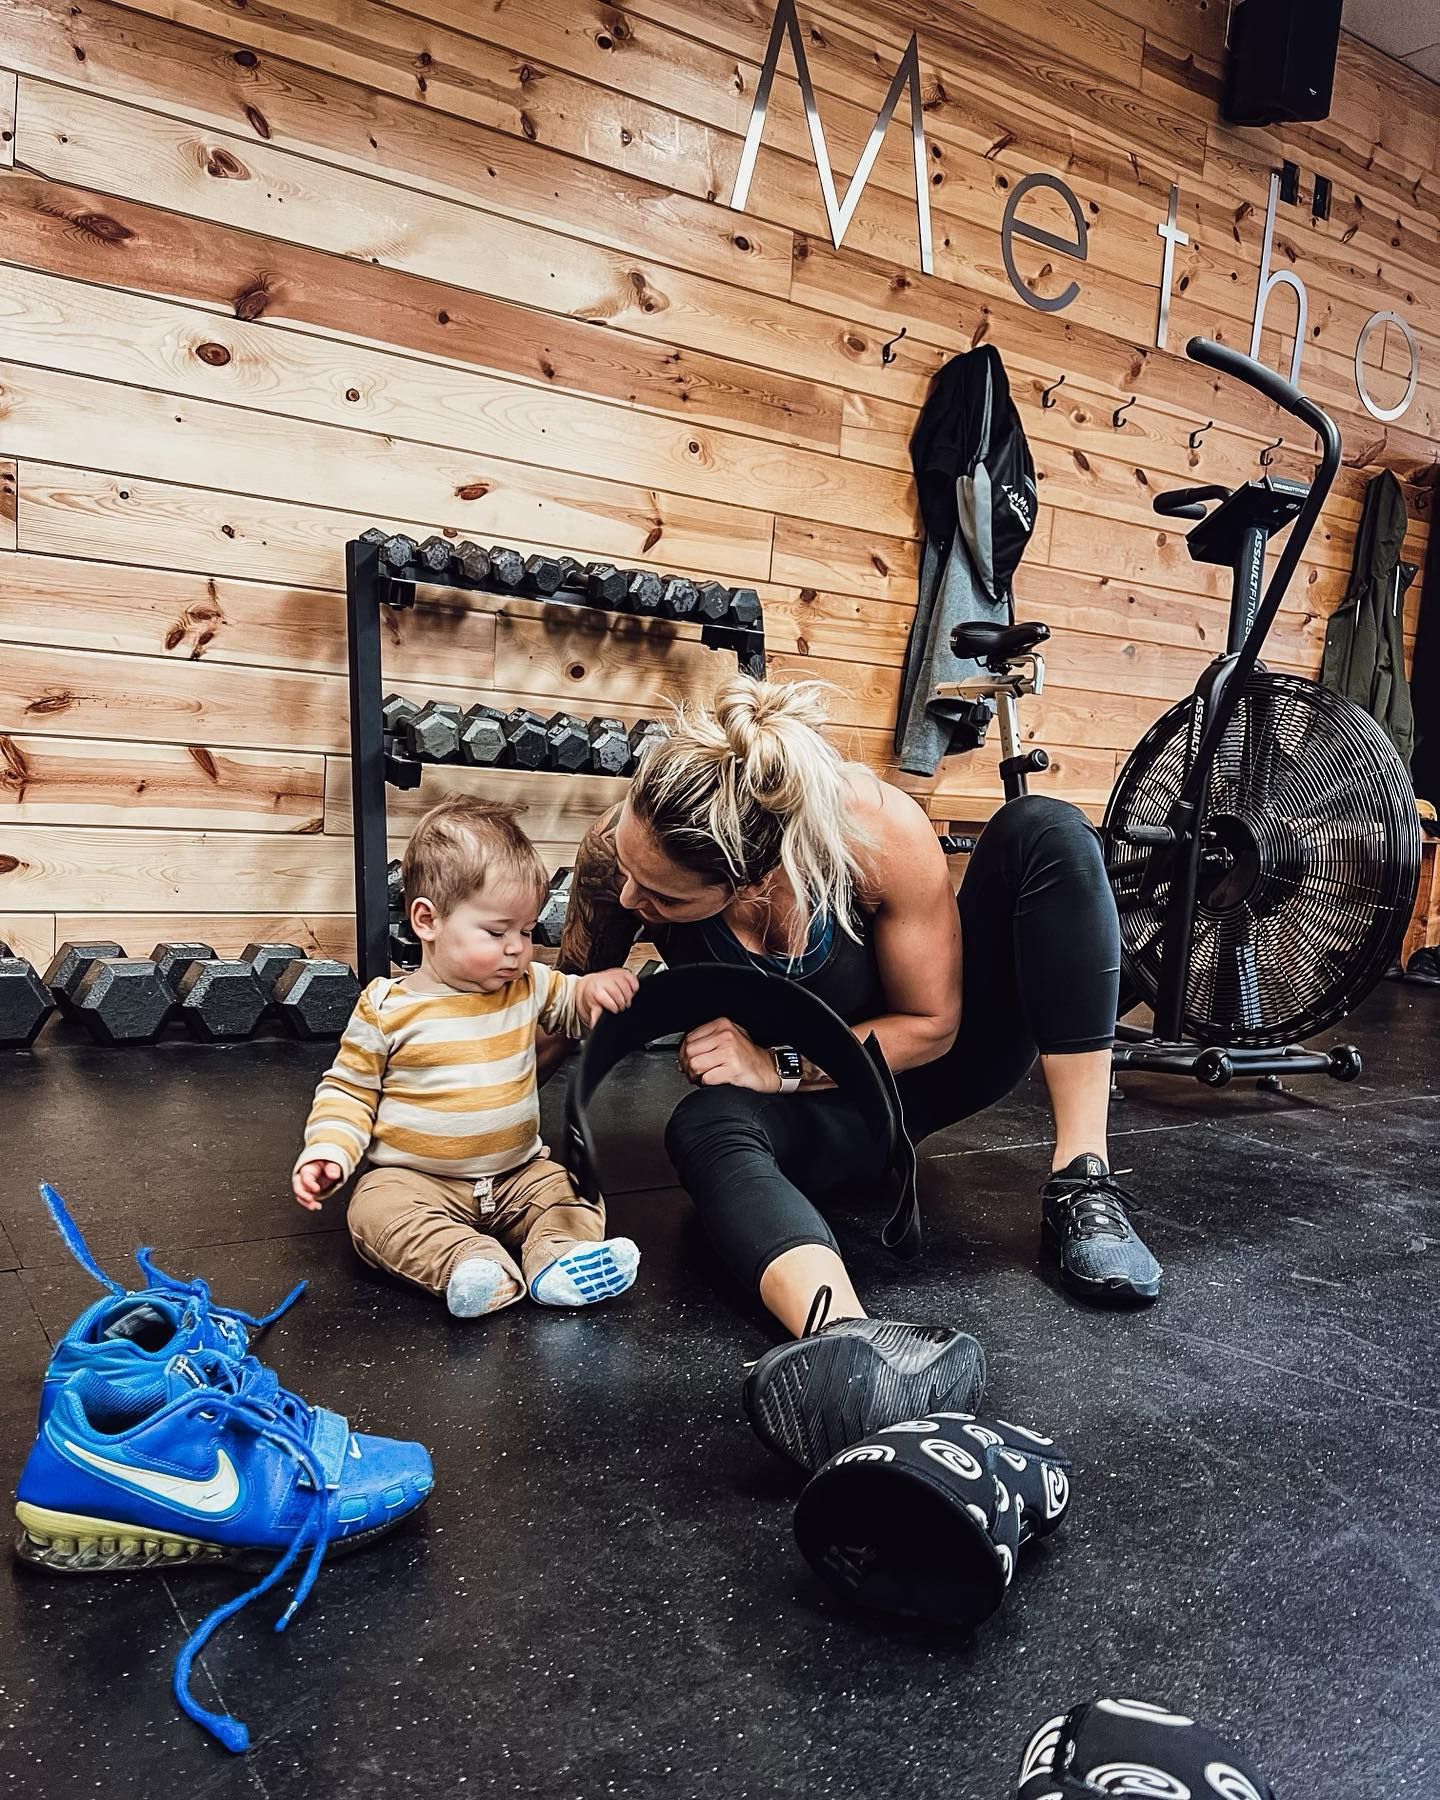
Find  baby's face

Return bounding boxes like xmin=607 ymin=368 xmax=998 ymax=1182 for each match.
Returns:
xmin=427 ymin=877 xmax=540 ymax=992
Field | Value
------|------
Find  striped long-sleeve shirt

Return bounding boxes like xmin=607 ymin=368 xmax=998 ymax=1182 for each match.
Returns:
xmin=297 ymin=965 xmax=584 ymax=1182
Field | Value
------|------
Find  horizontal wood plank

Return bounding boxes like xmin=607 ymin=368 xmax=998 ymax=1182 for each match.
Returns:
xmin=0 ymin=359 xmax=776 ymax=579
xmin=0 ymin=552 xmax=499 ymax=685
xmin=323 ymin=759 xmax=630 ymax=839
xmin=0 ymin=911 xmax=55 ymax=968
xmin=0 ymin=825 xmax=571 ymax=911
xmin=0 ymin=734 xmax=324 ymax=830
xmin=0 ymin=168 xmax=840 ymax=456
xmin=0 ymin=265 xmax=916 ymax=537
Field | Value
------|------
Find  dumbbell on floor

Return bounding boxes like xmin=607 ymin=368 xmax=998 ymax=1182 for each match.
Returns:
xmin=45 ymin=941 xmax=126 ymax=1021
xmin=273 ymin=960 xmax=361 ymax=1038
xmin=41 ymin=941 xmax=360 ymax=1044
xmin=0 ymin=944 xmax=56 ymax=1048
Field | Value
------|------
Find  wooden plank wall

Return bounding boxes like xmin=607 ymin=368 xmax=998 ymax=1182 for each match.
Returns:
xmin=0 ymin=0 xmax=1436 ymax=968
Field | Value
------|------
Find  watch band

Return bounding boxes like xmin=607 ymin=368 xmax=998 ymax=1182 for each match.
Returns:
xmin=772 ymin=1045 xmax=803 ymax=1094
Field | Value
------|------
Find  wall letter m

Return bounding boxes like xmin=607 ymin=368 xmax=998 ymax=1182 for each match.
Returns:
xmin=729 ymin=0 xmax=934 ymax=274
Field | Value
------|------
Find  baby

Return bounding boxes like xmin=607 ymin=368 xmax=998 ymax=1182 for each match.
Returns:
xmin=293 ymin=795 xmax=639 ymax=1317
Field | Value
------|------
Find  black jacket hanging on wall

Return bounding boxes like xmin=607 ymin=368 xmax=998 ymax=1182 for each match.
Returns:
xmin=1410 ymin=491 xmax=1440 ymax=809
xmin=1320 ymin=469 xmax=1417 ymax=765
xmin=894 ymin=347 xmax=1038 ymax=777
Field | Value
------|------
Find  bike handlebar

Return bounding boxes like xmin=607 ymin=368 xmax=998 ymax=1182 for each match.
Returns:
xmin=1185 ymin=335 xmax=1304 ymax=412
xmin=1153 ymin=484 xmax=1231 ymax=520
xmin=1184 ymin=336 xmax=1342 ymax=470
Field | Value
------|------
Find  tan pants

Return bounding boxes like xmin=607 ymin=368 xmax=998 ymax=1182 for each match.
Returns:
xmin=347 ymin=1157 xmax=605 ymax=1305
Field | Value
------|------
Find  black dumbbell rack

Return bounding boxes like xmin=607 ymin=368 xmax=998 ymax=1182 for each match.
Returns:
xmin=344 ymin=536 xmax=767 ymax=982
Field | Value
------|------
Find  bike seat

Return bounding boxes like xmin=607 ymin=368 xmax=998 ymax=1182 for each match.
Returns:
xmin=949 ymin=619 xmax=1050 ymax=664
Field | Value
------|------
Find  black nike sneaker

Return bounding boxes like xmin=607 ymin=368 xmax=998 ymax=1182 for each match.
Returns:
xmin=1041 ymin=1155 xmax=1162 ymax=1306
xmin=742 ymin=1288 xmax=988 ymax=1475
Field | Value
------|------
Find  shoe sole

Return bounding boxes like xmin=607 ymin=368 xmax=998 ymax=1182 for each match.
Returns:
xmin=529 ymin=1240 xmax=638 ymax=1307
xmin=1040 ymin=1219 xmax=1161 ymax=1306
xmin=13 ymin=1495 xmax=427 ymax=1577
xmin=742 ymin=1327 xmax=987 ymax=1475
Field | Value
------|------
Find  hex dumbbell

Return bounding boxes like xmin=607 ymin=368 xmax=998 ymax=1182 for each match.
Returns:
xmin=629 ymin=719 xmax=668 ymax=766
xmin=0 ymin=943 xmax=56 ymax=1048
xmin=585 ymin=563 xmax=628 ymax=609
xmin=588 ymin=717 xmax=632 ymax=777
xmin=415 ymin=535 xmax=454 ymax=578
xmin=403 ymin=700 xmax=464 ymax=763
xmin=659 ymin=576 xmax=699 ymax=621
xmin=626 ymin=570 xmax=663 ymax=616
xmin=460 ymin=704 xmax=509 ymax=768
xmin=70 ymin=957 xmax=175 ymax=1046
xmin=534 ymin=869 xmax=572 ymax=948
xmin=727 ymin=587 xmax=763 ymax=628
xmin=523 ymin=554 xmax=565 ymax=597
xmin=487 ymin=546 xmax=527 ymax=592
xmin=454 ymin=540 xmax=492 ymax=585
xmin=45 ymin=942 xmax=126 ymax=1020
xmin=504 ymin=709 xmax=551 ymax=771
xmin=273 ymin=960 xmax=361 ymax=1039
xmin=545 ymin=712 xmax=591 ymax=773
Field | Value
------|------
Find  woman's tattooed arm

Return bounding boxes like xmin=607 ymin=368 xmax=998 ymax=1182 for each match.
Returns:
xmin=558 ymin=806 xmax=640 ymax=974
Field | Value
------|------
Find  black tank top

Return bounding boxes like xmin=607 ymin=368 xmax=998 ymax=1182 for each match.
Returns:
xmin=651 ymin=906 xmax=886 ymax=1026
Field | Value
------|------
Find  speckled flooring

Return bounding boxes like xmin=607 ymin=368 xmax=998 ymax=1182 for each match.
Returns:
xmin=1 ymin=982 xmax=1436 ymax=1798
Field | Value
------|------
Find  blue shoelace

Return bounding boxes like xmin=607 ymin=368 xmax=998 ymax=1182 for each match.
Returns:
xmin=41 ymin=1181 xmax=305 ymax=1342
xmin=158 ymin=1353 xmax=335 ymax=1753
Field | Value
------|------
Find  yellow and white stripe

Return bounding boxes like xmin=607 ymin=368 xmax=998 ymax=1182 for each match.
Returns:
xmin=298 ymin=965 xmax=583 ymax=1181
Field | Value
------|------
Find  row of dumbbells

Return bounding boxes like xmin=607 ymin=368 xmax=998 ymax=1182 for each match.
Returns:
xmin=360 ymin=529 xmax=763 ymax=631
xmin=0 ymin=940 xmax=361 ymax=1049
xmin=387 ymin=863 xmax=572 ymax=970
xmin=383 ymin=695 xmax=667 ymax=786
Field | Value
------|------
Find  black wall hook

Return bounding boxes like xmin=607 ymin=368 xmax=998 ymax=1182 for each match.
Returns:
xmin=880 ymin=325 xmax=908 ymax=365
xmin=1259 ymin=435 xmax=1283 ymax=467
xmin=1112 ymin=395 xmax=1137 ymax=428
xmin=1040 ymin=373 xmax=1067 ymax=409
xmin=1188 ymin=419 xmax=1214 ymax=450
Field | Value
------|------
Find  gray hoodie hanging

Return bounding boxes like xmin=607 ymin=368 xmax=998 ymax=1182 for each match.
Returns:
xmin=894 ymin=346 xmax=1038 ymax=776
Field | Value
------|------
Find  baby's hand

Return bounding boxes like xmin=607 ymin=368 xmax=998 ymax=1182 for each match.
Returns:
xmin=293 ymin=1159 xmax=343 ymax=1211
xmin=577 ymin=967 xmax=639 ymax=1029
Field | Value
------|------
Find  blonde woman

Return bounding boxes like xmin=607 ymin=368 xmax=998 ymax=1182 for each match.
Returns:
xmin=550 ymin=676 xmax=1157 ymax=1434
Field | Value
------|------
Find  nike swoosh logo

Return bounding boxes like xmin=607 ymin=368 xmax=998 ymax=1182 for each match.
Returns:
xmin=63 ymin=1440 xmax=241 ymax=1515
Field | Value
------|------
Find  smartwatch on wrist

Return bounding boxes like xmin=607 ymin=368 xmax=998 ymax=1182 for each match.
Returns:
xmin=772 ymin=1045 xmax=803 ymax=1094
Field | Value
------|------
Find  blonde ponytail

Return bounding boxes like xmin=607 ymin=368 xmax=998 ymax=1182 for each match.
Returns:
xmin=631 ymin=675 xmax=869 ymax=938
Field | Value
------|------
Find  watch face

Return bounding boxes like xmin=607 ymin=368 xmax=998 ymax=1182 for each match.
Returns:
xmin=774 ymin=1047 xmax=803 ymax=1081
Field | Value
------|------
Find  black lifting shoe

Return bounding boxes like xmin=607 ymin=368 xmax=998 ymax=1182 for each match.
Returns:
xmin=742 ymin=1287 xmax=987 ymax=1475
xmin=1041 ymin=1155 xmax=1162 ymax=1306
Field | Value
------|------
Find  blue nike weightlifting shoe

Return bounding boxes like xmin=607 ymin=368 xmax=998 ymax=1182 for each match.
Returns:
xmin=15 ymin=1349 xmax=433 ymax=1751
xmin=37 ymin=1181 xmax=304 ymax=1426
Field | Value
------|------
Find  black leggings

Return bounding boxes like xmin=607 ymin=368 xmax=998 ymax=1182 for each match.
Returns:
xmin=662 ymin=795 xmax=1121 ymax=1295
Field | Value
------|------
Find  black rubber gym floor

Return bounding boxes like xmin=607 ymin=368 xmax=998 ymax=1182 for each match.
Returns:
xmin=2 ymin=982 xmax=1436 ymax=1798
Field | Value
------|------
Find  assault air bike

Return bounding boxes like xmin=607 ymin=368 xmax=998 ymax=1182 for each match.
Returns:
xmin=940 ymin=337 xmax=1422 ymax=1088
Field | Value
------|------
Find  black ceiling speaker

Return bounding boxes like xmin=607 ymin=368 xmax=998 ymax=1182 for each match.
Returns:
xmin=1222 ymin=0 xmax=1343 ymax=126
